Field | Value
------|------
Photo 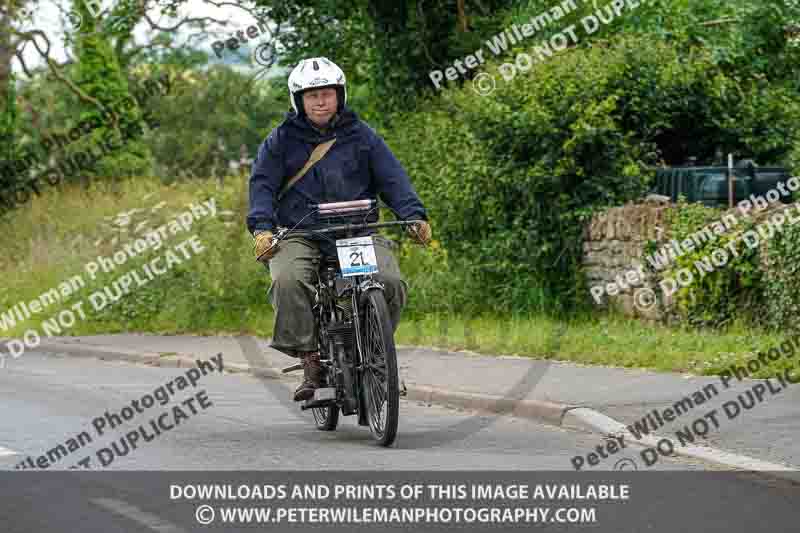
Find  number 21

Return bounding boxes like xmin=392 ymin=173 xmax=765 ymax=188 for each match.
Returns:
xmin=350 ymin=249 xmax=365 ymax=266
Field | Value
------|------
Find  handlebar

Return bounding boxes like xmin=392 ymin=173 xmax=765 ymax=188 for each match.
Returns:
xmin=260 ymin=199 xmax=427 ymax=253
xmin=273 ymin=219 xmax=424 ymax=243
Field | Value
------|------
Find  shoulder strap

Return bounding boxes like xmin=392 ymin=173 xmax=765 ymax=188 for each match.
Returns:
xmin=278 ymin=138 xmax=337 ymax=201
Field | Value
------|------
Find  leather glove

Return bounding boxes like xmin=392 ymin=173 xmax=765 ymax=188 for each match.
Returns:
xmin=407 ymin=220 xmax=432 ymax=245
xmin=253 ymin=230 xmax=278 ymax=262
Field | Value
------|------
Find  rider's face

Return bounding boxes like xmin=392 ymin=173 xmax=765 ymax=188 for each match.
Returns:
xmin=302 ymin=88 xmax=338 ymax=127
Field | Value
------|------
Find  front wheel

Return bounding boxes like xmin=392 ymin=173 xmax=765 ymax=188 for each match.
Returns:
xmin=360 ymin=289 xmax=399 ymax=446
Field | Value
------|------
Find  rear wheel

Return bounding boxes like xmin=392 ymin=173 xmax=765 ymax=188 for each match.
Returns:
xmin=360 ymin=289 xmax=399 ymax=446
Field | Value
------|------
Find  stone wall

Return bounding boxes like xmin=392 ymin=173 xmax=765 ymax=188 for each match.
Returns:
xmin=582 ymin=196 xmax=672 ymax=320
xmin=583 ymin=195 xmax=799 ymax=322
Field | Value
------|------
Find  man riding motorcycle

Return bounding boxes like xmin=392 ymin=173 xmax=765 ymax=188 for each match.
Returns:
xmin=246 ymin=57 xmax=432 ymax=402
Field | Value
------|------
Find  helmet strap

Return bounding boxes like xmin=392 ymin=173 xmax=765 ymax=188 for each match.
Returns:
xmin=293 ymin=93 xmax=306 ymax=117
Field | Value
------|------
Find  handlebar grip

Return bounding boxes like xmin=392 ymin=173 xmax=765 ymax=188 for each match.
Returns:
xmin=273 ymin=220 xmax=423 ymax=243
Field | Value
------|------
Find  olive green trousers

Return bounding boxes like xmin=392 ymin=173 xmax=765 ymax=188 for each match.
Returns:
xmin=265 ymin=235 xmax=408 ymax=358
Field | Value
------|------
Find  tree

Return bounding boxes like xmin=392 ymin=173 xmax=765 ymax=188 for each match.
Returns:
xmin=0 ymin=0 xmax=34 ymax=204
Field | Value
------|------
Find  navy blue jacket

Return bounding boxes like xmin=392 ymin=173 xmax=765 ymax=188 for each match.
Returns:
xmin=246 ymin=107 xmax=428 ymax=239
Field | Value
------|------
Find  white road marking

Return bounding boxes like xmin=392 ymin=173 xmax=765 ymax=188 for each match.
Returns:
xmin=91 ymin=498 xmax=189 ymax=533
xmin=0 ymin=446 xmax=19 ymax=457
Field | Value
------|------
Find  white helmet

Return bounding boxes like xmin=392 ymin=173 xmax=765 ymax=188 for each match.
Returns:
xmin=287 ymin=57 xmax=347 ymax=115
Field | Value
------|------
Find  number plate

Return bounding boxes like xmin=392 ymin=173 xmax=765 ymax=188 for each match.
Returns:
xmin=336 ymin=236 xmax=379 ymax=277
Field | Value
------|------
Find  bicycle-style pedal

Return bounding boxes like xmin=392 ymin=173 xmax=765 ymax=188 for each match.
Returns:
xmin=281 ymin=363 xmax=303 ymax=374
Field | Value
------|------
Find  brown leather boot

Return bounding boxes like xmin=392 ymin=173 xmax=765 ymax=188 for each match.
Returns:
xmin=293 ymin=351 xmax=322 ymax=402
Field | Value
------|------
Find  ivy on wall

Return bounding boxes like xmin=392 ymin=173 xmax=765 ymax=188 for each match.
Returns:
xmin=761 ymin=220 xmax=800 ymax=331
xmin=647 ymin=197 xmax=800 ymax=331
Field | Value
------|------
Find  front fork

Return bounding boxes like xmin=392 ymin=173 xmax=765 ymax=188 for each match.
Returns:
xmin=353 ymin=278 xmax=387 ymax=426
xmin=350 ymin=287 xmax=370 ymax=426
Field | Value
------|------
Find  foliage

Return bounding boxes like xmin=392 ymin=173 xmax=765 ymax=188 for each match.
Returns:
xmin=658 ymin=199 xmax=761 ymax=328
xmin=383 ymin=29 xmax=800 ymax=315
xmin=787 ymin=140 xmax=800 ymax=175
xmin=260 ymin=0 xmax=519 ymax=117
xmin=0 ymin=73 xmax=21 ymax=198
xmin=2 ymin=173 xmax=792 ymax=376
xmin=70 ymin=0 xmax=153 ymax=182
xmin=0 ymin=174 xmax=269 ymax=335
xmin=649 ymin=191 xmax=800 ymax=334
xmin=393 ymin=38 xmax=684 ymax=313
xmin=760 ymin=217 xmax=800 ymax=332
xmin=382 ymin=106 xmax=517 ymax=314
xmin=504 ymin=0 xmax=800 ymax=84
xmin=1 ymin=0 xmax=799 ymax=329
xmin=144 ymin=65 xmax=286 ymax=182
xmin=716 ymin=82 xmax=800 ymax=166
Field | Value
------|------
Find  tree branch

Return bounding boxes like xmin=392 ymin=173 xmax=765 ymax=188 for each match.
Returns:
xmin=699 ymin=17 xmax=741 ymax=27
xmin=13 ymin=47 xmax=36 ymax=78
xmin=416 ymin=0 xmax=441 ymax=67
xmin=202 ymin=0 xmax=269 ymax=20
xmin=142 ymin=11 xmax=227 ymax=32
xmin=457 ymin=0 xmax=467 ymax=32
xmin=120 ymin=40 xmax=168 ymax=63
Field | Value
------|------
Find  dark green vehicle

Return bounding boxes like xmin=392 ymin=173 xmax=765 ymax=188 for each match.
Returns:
xmin=652 ymin=163 xmax=793 ymax=207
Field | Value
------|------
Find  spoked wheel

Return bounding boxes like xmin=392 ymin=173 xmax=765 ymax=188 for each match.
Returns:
xmin=360 ymin=289 xmax=399 ymax=446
